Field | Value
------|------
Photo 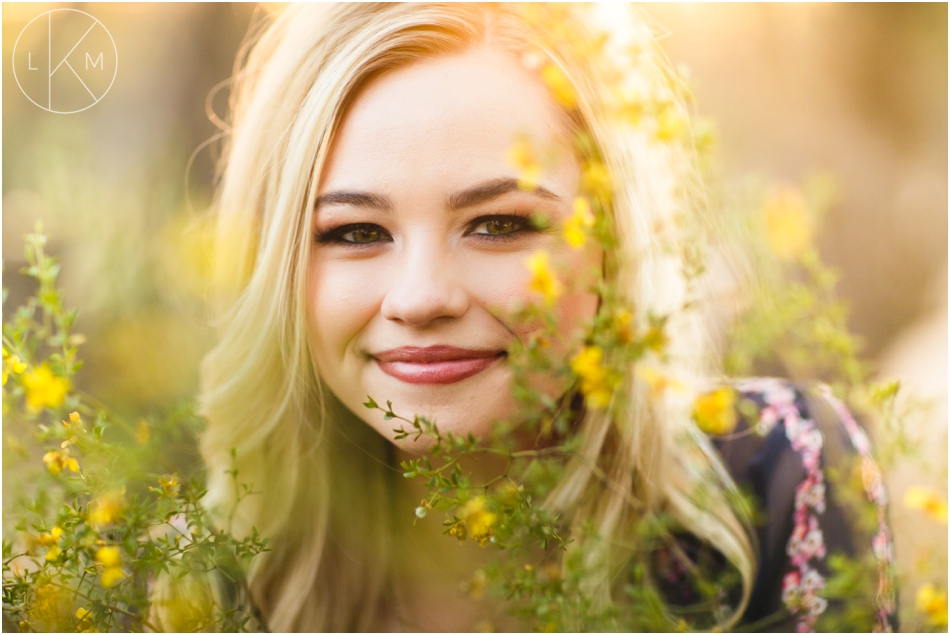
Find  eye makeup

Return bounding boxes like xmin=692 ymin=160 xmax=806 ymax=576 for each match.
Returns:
xmin=314 ymin=211 xmax=553 ymax=247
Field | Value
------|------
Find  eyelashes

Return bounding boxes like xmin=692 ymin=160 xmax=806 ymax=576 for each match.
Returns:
xmin=314 ymin=213 xmax=547 ymax=247
xmin=314 ymin=223 xmax=391 ymax=246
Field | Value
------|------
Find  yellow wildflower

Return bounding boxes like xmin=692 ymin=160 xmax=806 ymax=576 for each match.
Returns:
xmin=904 ymin=487 xmax=949 ymax=524
xmin=692 ymin=388 xmax=738 ymax=436
xmin=22 ymin=363 xmax=69 ymax=412
xmin=506 ymin=136 xmax=542 ymax=191
xmin=100 ymin=566 xmax=124 ymax=588
xmin=916 ymin=584 xmax=948 ymax=628
xmin=63 ymin=411 xmax=85 ymax=433
xmin=158 ymin=473 xmax=181 ymax=498
xmin=96 ymin=546 xmax=124 ymax=588
xmin=2 ymin=348 xmax=27 ymax=386
xmin=540 ymin=63 xmax=576 ymax=109
xmin=448 ymin=522 xmax=467 ymax=541
xmin=655 ymin=106 xmax=688 ymax=143
xmin=36 ymin=526 xmax=63 ymax=547
xmin=88 ymin=490 xmax=125 ymax=531
xmin=42 ymin=449 xmax=79 ymax=475
xmin=44 ymin=545 xmax=62 ymax=562
xmin=96 ymin=545 xmax=121 ymax=568
xmin=571 ymin=345 xmax=620 ymax=409
xmin=762 ymin=186 xmax=812 ymax=261
xmin=581 ymin=162 xmax=611 ymax=199
xmin=614 ymin=86 xmax=645 ymax=126
xmin=636 ymin=365 xmax=685 ymax=396
xmin=75 ymin=607 xmax=98 ymax=632
xmin=563 ymin=197 xmax=595 ymax=249
xmin=642 ymin=320 xmax=669 ymax=353
xmin=30 ymin=583 xmax=69 ymax=625
xmin=611 ymin=308 xmax=634 ymax=343
xmin=525 ymin=251 xmax=562 ymax=305
xmin=461 ymin=496 xmax=497 ymax=547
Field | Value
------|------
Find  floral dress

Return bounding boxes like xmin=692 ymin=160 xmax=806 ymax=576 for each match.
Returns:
xmin=654 ymin=378 xmax=897 ymax=632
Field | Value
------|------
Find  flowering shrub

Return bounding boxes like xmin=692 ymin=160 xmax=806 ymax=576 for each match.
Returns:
xmin=2 ymin=5 xmax=945 ymax=631
xmin=2 ymin=231 xmax=268 ymax=632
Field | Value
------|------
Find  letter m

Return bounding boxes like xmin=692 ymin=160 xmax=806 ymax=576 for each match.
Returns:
xmin=86 ymin=52 xmax=103 ymax=70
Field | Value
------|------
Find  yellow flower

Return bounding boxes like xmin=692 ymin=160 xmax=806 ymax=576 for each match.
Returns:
xmin=88 ymin=490 xmax=125 ymax=531
xmin=525 ymin=251 xmax=562 ymax=305
xmin=636 ymin=365 xmax=685 ymax=396
xmin=2 ymin=348 xmax=27 ymax=386
xmin=580 ymin=162 xmax=611 ymax=199
xmin=563 ymin=197 xmax=595 ymax=249
xmin=506 ymin=136 xmax=542 ymax=191
xmin=30 ymin=583 xmax=69 ymax=625
xmin=461 ymin=496 xmax=497 ymax=547
xmin=611 ymin=308 xmax=634 ymax=343
xmin=75 ymin=607 xmax=98 ymax=632
xmin=916 ymin=584 xmax=948 ymax=628
xmin=613 ymin=87 xmax=645 ymax=126
xmin=96 ymin=546 xmax=121 ymax=568
xmin=448 ymin=522 xmax=467 ymax=541
xmin=100 ymin=566 xmax=124 ymax=589
xmin=22 ymin=363 xmax=69 ymax=412
xmin=158 ymin=473 xmax=181 ymax=498
xmin=44 ymin=545 xmax=62 ymax=562
xmin=904 ymin=487 xmax=949 ymax=524
xmin=63 ymin=411 xmax=84 ymax=431
xmin=642 ymin=321 xmax=669 ymax=354
xmin=692 ymin=388 xmax=738 ymax=436
xmin=762 ymin=186 xmax=812 ymax=261
xmin=571 ymin=346 xmax=621 ymax=409
xmin=36 ymin=526 xmax=63 ymax=547
xmin=42 ymin=449 xmax=79 ymax=475
xmin=95 ymin=546 xmax=125 ymax=588
xmin=540 ymin=63 xmax=576 ymax=109
xmin=655 ymin=106 xmax=688 ymax=143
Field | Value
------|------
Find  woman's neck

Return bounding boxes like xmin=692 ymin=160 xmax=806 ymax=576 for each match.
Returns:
xmin=387 ymin=446 xmax=518 ymax=631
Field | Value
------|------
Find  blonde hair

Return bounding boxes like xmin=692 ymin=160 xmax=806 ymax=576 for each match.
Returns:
xmin=197 ymin=4 xmax=755 ymax=631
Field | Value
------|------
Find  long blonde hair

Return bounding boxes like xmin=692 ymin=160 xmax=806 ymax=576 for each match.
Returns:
xmin=197 ymin=4 xmax=755 ymax=631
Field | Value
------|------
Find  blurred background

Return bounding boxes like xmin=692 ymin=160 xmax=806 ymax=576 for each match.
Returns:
xmin=3 ymin=1 xmax=946 ymax=623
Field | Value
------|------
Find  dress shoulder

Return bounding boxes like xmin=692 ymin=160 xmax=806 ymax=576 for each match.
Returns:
xmin=709 ymin=378 xmax=897 ymax=632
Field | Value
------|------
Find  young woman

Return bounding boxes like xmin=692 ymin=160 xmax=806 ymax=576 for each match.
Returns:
xmin=168 ymin=4 xmax=896 ymax=631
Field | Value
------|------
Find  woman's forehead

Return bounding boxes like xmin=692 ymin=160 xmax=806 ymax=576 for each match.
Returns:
xmin=319 ymin=47 xmax=576 ymax=195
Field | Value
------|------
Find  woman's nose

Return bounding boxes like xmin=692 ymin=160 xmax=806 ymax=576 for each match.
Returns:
xmin=380 ymin=242 xmax=469 ymax=327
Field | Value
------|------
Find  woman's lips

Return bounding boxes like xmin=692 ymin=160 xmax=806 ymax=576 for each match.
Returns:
xmin=373 ymin=346 xmax=505 ymax=385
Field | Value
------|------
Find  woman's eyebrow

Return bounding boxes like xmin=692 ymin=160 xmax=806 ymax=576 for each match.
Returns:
xmin=314 ymin=178 xmax=560 ymax=213
xmin=314 ymin=191 xmax=394 ymax=212
xmin=448 ymin=177 xmax=560 ymax=210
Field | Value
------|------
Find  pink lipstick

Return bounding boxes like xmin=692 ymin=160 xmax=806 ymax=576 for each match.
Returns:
xmin=373 ymin=346 xmax=505 ymax=385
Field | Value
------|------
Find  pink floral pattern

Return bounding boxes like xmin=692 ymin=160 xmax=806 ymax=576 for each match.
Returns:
xmin=735 ymin=378 xmax=895 ymax=633
xmin=818 ymin=385 xmax=896 ymax=633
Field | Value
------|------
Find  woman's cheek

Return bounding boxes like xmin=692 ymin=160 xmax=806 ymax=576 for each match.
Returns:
xmin=309 ymin=257 xmax=384 ymax=359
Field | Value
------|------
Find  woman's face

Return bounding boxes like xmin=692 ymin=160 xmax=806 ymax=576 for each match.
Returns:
xmin=309 ymin=47 xmax=598 ymax=452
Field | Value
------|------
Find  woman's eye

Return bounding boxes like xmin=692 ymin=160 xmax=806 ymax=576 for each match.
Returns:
xmin=315 ymin=223 xmax=391 ymax=246
xmin=468 ymin=216 xmax=531 ymax=238
xmin=342 ymin=227 xmax=384 ymax=243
